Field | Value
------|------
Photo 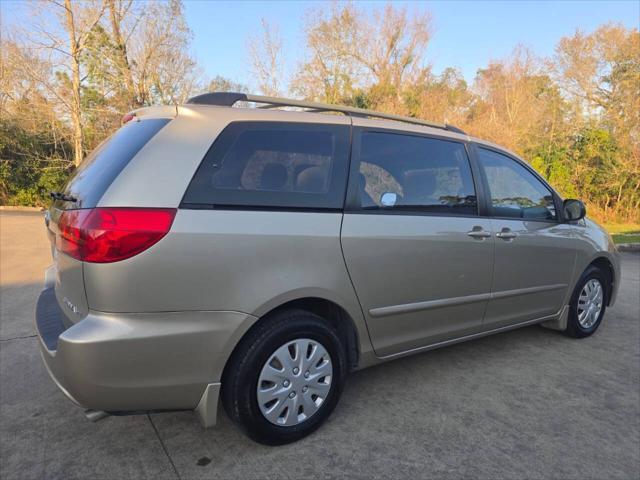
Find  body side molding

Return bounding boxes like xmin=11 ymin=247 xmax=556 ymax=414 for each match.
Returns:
xmin=369 ymin=283 xmax=568 ymax=318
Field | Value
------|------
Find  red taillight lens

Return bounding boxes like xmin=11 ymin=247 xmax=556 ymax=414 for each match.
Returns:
xmin=56 ymin=208 xmax=176 ymax=263
xmin=121 ymin=113 xmax=135 ymax=124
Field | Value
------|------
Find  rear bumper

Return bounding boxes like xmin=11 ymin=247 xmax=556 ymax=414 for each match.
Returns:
xmin=35 ymin=285 xmax=255 ymax=425
xmin=36 ymin=287 xmax=68 ymax=351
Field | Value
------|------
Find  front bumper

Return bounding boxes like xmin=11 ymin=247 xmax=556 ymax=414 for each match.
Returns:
xmin=35 ymin=285 xmax=255 ymax=425
xmin=610 ymin=251 xmax=622 ymax=307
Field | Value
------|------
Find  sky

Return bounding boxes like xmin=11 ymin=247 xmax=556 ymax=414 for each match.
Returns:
xmin=3 ymin=0 xmax=639 ymax=89
xmin=181 ymin=0 xmax=639 ymax=88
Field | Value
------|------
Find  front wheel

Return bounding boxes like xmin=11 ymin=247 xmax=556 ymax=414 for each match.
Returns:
xmin=565 ymin=266 xmax=608 ymax=338
xmin=221 ymin=310 xmax=347 ymax=445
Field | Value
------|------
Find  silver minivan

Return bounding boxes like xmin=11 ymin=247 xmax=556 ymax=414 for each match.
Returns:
xmin=37 ymin=92 xmax=620 ymax=444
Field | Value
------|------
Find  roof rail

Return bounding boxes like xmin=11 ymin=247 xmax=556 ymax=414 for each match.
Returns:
xmin=186 ymin=92 xmax=467 ymax=135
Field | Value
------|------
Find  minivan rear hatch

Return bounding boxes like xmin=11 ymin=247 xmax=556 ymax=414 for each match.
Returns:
xmin=46 ymin=117 xmax=171 ymax=325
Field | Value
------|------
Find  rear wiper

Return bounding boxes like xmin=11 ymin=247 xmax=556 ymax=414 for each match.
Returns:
xmin=50 ymin=191 xmax=77 ymax=202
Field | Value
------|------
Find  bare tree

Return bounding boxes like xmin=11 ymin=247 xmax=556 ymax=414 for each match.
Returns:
xmin=553 ymin=24 xmax=639 ymax=142
xmin=291 ymin=2 xmax=431 ymax=109
xmin=127 ymin=0 xmax=198 ymax=105
xmin=406 ymin=67 xmax=473 ymax=126
xmin=81 ymin=0 xmax=198 ymax=111
xmin=291 ymin=3 xmax=361 ymax=103
xmin=19 ymin=0 xmax=106 ymax=166
xmin=63 ymin=0 xmax=108 ymax=165
xmin=2 ymin=40 xmax=67 ymax=146
xmin=105 ymin=0 xmax=137 ymax=107
xmin=466 ymin=47 xmax=563 ymax=152
xmin=353 ymin=3 xmax=432 ymax=100
xmin=208 ymin=75 xmax=248 ymax=93
xmin=248 ymin=19 xmax=284 ymax=96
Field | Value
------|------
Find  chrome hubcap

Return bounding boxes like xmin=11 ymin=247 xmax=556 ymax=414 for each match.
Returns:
xmin=577 ymin=279 xmax=603 ymax=329
xmin=257 ymin=338 xmax=333 ymax=426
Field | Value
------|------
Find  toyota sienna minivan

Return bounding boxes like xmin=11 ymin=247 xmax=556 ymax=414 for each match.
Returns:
xmin=37 ymin=92 xmax=620 ymax=444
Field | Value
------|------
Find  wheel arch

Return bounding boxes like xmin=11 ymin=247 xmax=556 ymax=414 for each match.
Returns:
xmin=221 ymin=296 xmax=362 ymax=388
xmin=588 ymin=256 xmax=616 ymax=306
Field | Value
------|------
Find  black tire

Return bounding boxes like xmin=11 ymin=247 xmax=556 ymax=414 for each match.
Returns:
xmin=565 ymin=265 xmax=608 ymax=338
xmin=221 ymin=309 xmax=347 ymax=445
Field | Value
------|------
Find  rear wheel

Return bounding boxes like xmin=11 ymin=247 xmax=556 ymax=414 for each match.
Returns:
xmin=565 ymin=266 xmax=608 ymax=338
xmin=222 ymin=309 xmax=347 ymax=445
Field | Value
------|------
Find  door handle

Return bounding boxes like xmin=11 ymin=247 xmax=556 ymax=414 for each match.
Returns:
xmin=467 ymin=228 xmax=491 ymax=239
xmin=496 ymin=228 xmax=518 ymax=240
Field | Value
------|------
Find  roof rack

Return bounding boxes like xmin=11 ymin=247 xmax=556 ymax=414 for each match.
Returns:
xmin=186 ymin=92 xmax=467 ymax=135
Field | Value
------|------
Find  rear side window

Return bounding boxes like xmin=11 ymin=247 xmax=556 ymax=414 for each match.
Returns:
xmin=64 ymin=118 xmax=170 ymax=208
xmin=356 ymin=131 xmax=477 ymax=215
xmin=182 ymin=122 xmax=350 ymax=209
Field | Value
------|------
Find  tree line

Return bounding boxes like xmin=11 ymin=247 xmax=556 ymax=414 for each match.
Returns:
xmin=1 ymin=1 xmax=638 ymax=223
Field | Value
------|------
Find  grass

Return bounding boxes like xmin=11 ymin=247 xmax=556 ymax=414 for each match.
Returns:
xmin=611 ymin=234 xmax=640 ymax=245
xmin=603 ymin=224 xmax=640 ymax=244
xmin=603 ymin=224 xmax=640 ymax=234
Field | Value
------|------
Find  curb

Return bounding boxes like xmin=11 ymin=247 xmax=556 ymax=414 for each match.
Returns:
xmin=617 ymin=244 xmax=640 ymax=252
xmin=0 ymin=206 xmax=45 ymax=212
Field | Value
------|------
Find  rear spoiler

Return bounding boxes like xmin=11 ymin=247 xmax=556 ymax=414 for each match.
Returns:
xmin=123 ymin=105 xmax=178 ymax=124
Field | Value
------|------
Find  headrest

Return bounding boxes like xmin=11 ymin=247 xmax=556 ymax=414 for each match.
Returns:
xmin=295 ymin=166 xmax=326 ymax=193
xmin=260 ymin=163 xmax=288 ymax=190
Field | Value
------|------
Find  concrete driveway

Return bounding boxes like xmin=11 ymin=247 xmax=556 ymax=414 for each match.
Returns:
xmin=1 ymin=212 xmax=639 ymax=480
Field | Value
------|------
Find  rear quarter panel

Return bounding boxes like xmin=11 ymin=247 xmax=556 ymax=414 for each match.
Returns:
xmin=82 ymin=210 xmax=374 ymax=358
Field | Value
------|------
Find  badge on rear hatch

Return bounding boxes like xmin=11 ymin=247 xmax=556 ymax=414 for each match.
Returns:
xmin=63 ymin=297 xmax=80 ymax=315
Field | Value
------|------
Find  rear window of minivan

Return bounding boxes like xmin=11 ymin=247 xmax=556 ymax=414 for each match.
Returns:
xmin=63 ymin=118 xmax=170 ymax=208
xmin=182 ymin=122 xmax=350 ymax=210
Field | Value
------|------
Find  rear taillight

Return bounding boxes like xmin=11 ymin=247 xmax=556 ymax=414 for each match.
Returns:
xmin=56 ymin=208 xmax=176 ymax=263
xmin=121 ymin=113 xmax=136 ymax=124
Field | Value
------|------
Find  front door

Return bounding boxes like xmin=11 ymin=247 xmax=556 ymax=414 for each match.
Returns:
xmin=474 ymin=147 xmax=576 ymax=329
xmin=341 ymin=129 xmax=494 ymax=357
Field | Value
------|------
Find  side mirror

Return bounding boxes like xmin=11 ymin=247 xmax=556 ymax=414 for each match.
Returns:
xmin=563 ymin=199 xmax=586 ymax=221
xmin=380 ymin=192 xmax=398 ymax=207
